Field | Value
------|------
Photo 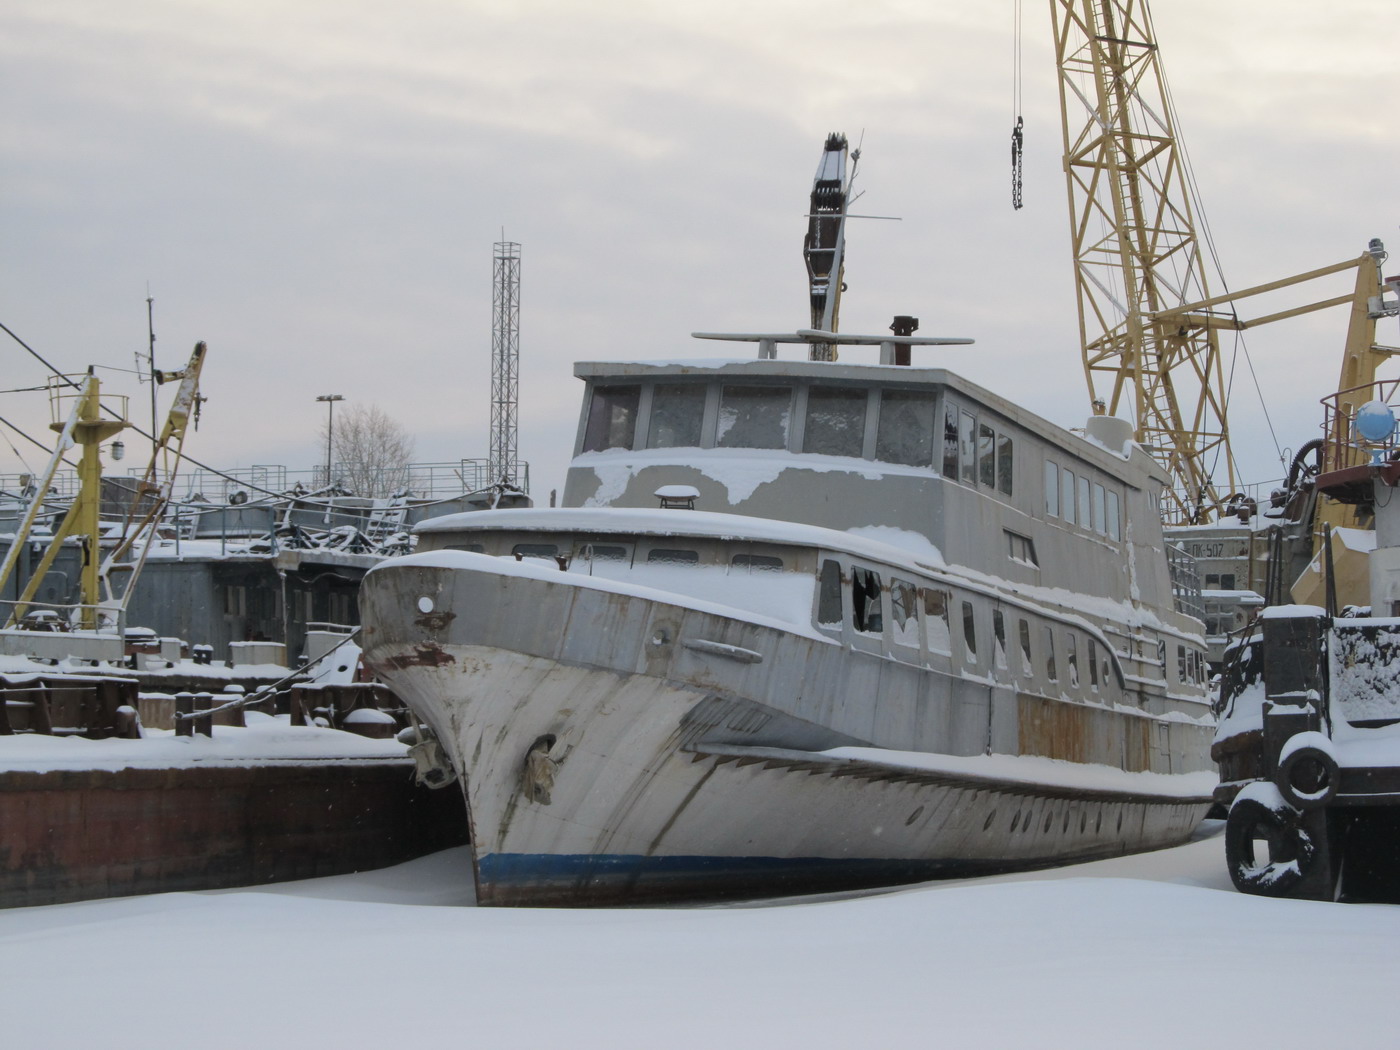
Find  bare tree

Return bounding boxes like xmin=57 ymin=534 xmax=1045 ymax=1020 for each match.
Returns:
xmin=324 ymin=404 xmax=416 ymax=497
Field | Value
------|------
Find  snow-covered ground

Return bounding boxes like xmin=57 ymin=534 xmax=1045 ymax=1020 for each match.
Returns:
xmin=3 ymin=824 xmax=1395 ymax=1049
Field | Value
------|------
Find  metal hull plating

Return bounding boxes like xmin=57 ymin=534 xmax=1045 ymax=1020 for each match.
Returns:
xmin=361 ymin=555 xmax=1212 ymax=907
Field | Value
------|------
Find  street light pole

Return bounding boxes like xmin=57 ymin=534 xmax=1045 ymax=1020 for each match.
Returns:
xmin=316 ymin=394 xmax=344 ymax=487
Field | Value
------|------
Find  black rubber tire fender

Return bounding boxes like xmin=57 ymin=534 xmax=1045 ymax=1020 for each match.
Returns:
xmin=1225 ymin=793 xmax=1316 ymax=897
xmin=1276 ymin=743 xmax=1341 ymax=811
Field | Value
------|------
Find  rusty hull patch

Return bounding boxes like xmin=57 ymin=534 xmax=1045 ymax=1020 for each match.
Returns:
xmin=414 ymin=610 xmax=457 ymax=632
xmin=380 ymin=642 xmax=456 ymax=669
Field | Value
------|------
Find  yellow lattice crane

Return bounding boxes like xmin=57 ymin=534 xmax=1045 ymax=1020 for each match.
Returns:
xmin=1050 ymin=0 xmax=1234 ymax=524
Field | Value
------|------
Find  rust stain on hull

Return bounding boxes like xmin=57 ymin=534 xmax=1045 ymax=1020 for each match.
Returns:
xmin=414 ymin=611 xmax=457 ymax=632
xmin=380 ymin=642 xmax=456 ymax=670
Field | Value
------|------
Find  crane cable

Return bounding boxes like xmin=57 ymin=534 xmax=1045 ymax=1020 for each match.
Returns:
xmin=1011 ymin=0 xmax=1025 ymax=210
xmin=1150 ymin=15 xmax=1283 ymax=480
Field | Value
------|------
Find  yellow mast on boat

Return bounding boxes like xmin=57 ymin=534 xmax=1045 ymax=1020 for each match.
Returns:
xmin=1 ymin=372 xmax=130 ymax=629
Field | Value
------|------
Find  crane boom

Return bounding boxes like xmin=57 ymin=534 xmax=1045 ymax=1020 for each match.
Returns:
xmin=1051 ymin=0 xmax=1235 ymax=523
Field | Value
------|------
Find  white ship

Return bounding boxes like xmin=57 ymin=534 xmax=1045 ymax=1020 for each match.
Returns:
xmin=360 ymin=335 xmax=1216 ymax=905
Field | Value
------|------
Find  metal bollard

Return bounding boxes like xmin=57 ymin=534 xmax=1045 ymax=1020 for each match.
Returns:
xmin=195 ymin=692 xmax=214 ymax=737
xmin=175 ymin=692 xmax=194 ymax=738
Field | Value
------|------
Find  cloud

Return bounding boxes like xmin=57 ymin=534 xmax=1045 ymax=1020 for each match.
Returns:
xmin=1 ymin=0 xmax=1397 ymax=505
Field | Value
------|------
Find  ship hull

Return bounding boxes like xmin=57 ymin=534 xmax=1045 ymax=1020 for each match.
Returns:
xmin=361 ymin=555 xmax=1213 ymax=906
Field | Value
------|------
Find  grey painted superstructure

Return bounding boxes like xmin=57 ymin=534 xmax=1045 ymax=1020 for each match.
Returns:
xmin=361 ymin=346 xmax=1216 ymax=906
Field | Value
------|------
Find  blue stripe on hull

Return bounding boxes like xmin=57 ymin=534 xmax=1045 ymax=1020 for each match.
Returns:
xmin=475 ymin=852 xmax=1019 ymax=906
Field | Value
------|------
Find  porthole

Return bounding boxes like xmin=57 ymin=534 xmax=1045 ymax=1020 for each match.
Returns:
xmin=417 ymin=596 xmax=434 ymax=614
xmin=1010 ymin=811 xmax=1021 ymax=833
xmin=1043 ymin=812 xmax=1053 ymax=833
xmin=982 ymin=810 xmax=996 ymax=832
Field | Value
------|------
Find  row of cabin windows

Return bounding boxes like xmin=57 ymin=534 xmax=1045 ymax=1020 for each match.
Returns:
xmin=942 ymin=402 xmax=1013 ymax=497
xmin=481 ymin=540 xmax=785 ymax=573
xmin=817 ymin=560 xmax=1117 ymax=696
xmin=1043 ymin=460 xmax=1121 ymax=541
xmin=1203 ymin=573 xmax=1238 ymax=590
xmin=583 ymin=382 xmax=1008 ymax=481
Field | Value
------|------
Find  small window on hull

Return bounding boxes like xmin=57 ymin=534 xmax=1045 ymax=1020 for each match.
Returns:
xmin=853 ymin=568 xmax=883 ymax=635
xmin=647 ymin=548 xmax=699 ymax=565
xmin=924 ymin=588 xmax=952 ymax=653
xmin=513 ymin=543 xmax=559 ymax=559
xmin=962 ymin=601 xmax=978 ymax=660
xmin=891 ymin=579 xmax=919 ymax=648
xmin=817 ymin=559 xmax=843 ymax=627
xmin=731 ymin=554 xmax=783 ymax=572
xmin=585 ymin=545 xmax=627 ymax=561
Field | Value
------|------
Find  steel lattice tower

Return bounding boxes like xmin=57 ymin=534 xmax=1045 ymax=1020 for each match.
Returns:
xmin=1051 ymin=0 xmax=1236 ymax=523
xmin=490 ymin=241 xmax=521 ymax=487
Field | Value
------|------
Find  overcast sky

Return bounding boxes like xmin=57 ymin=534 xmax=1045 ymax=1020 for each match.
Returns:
xmin=3 ymin=1 xmax=1397 ymax=501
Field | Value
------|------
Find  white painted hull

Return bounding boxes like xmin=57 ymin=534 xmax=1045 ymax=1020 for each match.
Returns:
xmin=361 ymin=556 xmax=1213 ymax=906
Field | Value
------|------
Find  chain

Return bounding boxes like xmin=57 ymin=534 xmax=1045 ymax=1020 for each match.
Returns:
xmin=1011 ymin=116 xmax=1024 ymax=211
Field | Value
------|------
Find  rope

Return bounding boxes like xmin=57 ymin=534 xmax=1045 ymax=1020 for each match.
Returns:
xmin=172 ymin=627 xmax=362 ymax=723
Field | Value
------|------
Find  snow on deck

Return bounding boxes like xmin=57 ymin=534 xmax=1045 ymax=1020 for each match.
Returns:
xmin=0 ymin=712 xmax=406 ymax=771
xmin=822 ymin=747 xmax=1218 ymax=799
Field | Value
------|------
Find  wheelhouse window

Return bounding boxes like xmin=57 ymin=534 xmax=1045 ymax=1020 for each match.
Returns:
xmin=978 ymin=424 xmax=996 ymax=487
xmin=717 ymin=385 xmax=792 ymax=449
xmin=513 ymin=543 xmax=559 ymax=560
xmin=647 ymin=384 xmax=706 ymax=448
xmin=804 ymin=386 xmax=867 ymax=458
xmin=1078 ymin=475 xmax=1092 ymax=527
xmin=1067 ymin=634 xmax=1080 ymax=688
xmin=874 ymin=391 xmax=935 ymax=467
xmin=1061 ymin=469 xmax=1077 ymax=525
xmin=1018 ymin=619 xmax=1033 ymax=677
xmin=942 ymin=403 xmax=960 ymax=478
xmin=583 ymin=385 xmax=641 ymax=452
xmin=1045 ymin=461 xmax=1059 ymax=516
xmin=1107 ymin=491 xmax=1122 ymax=540
xmin=961 ymin=601 xmax=978 ymax=659
xmin=1093 ymin=483 xmax=1107 ymax=535
xmin=996 ymin=434 xmax=1014 ymax=495
xmin=1044 ymin=626 xmax=1058 ymax=681
xmin=958 ymin=411 xmax=977 ymax=484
